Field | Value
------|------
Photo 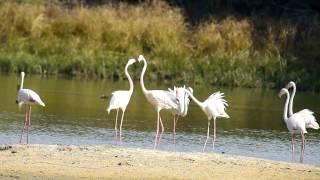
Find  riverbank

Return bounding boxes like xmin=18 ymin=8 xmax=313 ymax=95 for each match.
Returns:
xmin=1 ymin=1 xmax=320 ymax=91
xmin=0 ymin=144 xmax=319 ymax=179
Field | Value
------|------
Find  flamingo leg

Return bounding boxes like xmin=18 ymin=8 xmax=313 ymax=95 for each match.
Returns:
xmin=203 ymin=120 xmax=211 ymax=152
xmin=159 ymin=116 xmax=164 ymax=133
xmin=173 ymin=115 xmax=176 ymax=144
xmin=212 ymin=117 xmax=216 ymax=151
xmin=114 ymin=109 xmax=119 ymax=140
xmin=300 ymin=132 xmax=305 ymax=163
xmin=19 ymin=105 xmax=28 ymax=144
xmin=157 ymin=116 xmax=164 ymax=148
xmin=173 ymin=115 xmax=179 ymax=144
xmin=291 ymin=134 xmax=294 ymax=161
xmin=26 ymin=105 xmax=31 ymax=144
xmin=154 ymin=111 xmax=160 ymax=149
xmin=119 ymin=109 xmax=125 ymax=143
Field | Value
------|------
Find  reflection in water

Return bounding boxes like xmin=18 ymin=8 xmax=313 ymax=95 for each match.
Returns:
xmin=0 ymin=74 xmax=319 ymax=165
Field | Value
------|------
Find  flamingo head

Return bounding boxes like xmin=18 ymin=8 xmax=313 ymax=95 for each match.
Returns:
xmin=187 ymin=86 xmax=193 ymax=94
xmin=138 ymin=55 xmax=145 ymax=62
xmin=21 ymin=71 xmax=25 ymax=77
xmin=127 ymin=58 xmax=136 ymax=65
xmin=278 ymin=88 xmax=288 ymax=98
xmin=285 ymin=81 xmax=295 ymax=89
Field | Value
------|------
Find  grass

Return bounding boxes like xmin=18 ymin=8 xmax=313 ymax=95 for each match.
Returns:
xmin=0 ymin=0 xmax=319 ymax=91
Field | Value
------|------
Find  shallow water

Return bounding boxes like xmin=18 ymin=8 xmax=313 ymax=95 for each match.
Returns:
xmin=0 ymin=74 xmax=319 ymax=165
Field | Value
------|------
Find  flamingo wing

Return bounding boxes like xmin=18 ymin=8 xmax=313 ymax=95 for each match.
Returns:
xmin=18 ymin=89 xmax=45 ymax=107
xmin=107 ymin=91 xmax=131 ymax=113
xmin=147 ymin=90 xmax=178 ymax=110
xmin=205 ymin=91 xmax=229 ymax=118
xmin=296 ymin=109 xmax=319 ymax=129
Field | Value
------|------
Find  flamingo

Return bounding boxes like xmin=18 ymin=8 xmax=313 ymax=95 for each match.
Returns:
xmin=183 ymin=89 xmax=229 ymax=151
xmin=168 ymin=86 xmax=193 ymax=143
xmin=278 ymin=88 xmax=318 ymax=163
xmin=106 ymin=59 xmax=136 ymax=141
xmin=137 ymin=55 xmax=188 ymax=148
xmin=284 ymin=82 xmax=319 ymax=160
xmin=16 ymin=72 xmax=45 ymax=144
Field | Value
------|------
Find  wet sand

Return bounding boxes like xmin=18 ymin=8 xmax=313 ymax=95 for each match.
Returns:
xmin=0 ymin=144 xmax=319 ymax=179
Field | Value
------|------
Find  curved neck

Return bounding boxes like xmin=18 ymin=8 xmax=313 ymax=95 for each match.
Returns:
xmin=125 ymin=64 xmax=134 ymax=93
xmin=184 ymin=89 xmax=204 ymax=108
xmin=282 ymin=91 xmax=290 ymax=122
xmin=288 ymin=84 xmax=296 ymax=116
xmin=20 ymin=73 xmax=25 ymax=90
xmin=140 ymin=58 xmax=148 ymax=94
xmin=182 ymin=92 xmax=188 ymax=116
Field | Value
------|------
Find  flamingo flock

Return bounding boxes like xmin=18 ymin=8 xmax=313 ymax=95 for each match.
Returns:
xmin=14 ymin=55 xmax=318 ymax=164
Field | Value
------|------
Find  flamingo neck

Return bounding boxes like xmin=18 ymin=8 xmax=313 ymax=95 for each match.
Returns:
xmin=140 ymin=58 xmax=148 ymax=94
xmin=282 ymin=91 xmax=290 ymax=122
xmin=20 ymin=73 xmax=25 ymax=90
xmin=288 ymin=83 xmax=296 ymax=116
xmin=181 ymin=91 xmax=189 ymax=116
xmin=184 ymin=89 xmax=204 ymax=108
xmin=125 ymin=63 xmax=134 ymax=93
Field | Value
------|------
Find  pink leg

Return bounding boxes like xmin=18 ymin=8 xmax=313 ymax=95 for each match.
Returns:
xmin=27 ymin=105 xmax=31 ymax=144
xmin=154 ymin=111 xmax=160 ymax=149
xmin=291 ymin=134 xmax=294 ymax=161
xmin=156 ymin=116 xmax=165 ymax=148
xmin=173 ymin=115 xmax=176 ymax=144
xmin=159 ymin=116 xmax=164 ymax=133
xmin=203 ymin=120 xmax=211 ymax=152
xmin=19 ymin=105 xmax=28 ymax=144
xmin=119 ymin=110 xmax=125 ymax=143
xmin=173 ymin=115 xmax=179 ymax=144
xmin=300 ymin=132 xmax=305 ymax=163
xmin=212 ymin=118 xmax=216 ymax=151
xmin=114 ymin=109 xmax=119 ymax=140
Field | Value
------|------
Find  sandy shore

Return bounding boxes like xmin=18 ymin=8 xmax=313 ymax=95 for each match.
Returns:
xmin=0 ymin=144 xmax=319 ymax=179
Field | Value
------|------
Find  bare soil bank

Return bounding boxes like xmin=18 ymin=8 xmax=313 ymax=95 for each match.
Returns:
xmin=0 ymin=144 xmax=319 ymax=179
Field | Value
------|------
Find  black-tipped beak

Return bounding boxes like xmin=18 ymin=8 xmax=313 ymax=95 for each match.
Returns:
xmin=100 ymin=95 xmax=109 ymax=100
xmin=15 ymin=100 xmax=18 ymax=104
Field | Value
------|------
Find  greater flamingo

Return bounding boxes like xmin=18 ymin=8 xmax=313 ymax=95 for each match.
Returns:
xmin=183 ymin=89 xmax=229 ymax=151
xmin=278 ymin=88 xmax=318 ymax=162
xmin=106 ymin=58 xmax=136 ymax=141
xmin=168 ymin=86 xmax=193 ymax=143
xmin=284 ymin=82 xmax=319 ymax=160
xmin=137 ymin=55 xmax=187 ymax=148
xmin=17 ymin=72 xmax=45 ymax=144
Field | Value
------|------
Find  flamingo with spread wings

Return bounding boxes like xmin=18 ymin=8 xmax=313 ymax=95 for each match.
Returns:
xmin=183 ymin=89 xmax=229 ymax=151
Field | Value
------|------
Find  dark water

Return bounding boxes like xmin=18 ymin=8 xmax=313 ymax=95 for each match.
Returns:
xmin=0 ymin=74 xmax=319 ymax=165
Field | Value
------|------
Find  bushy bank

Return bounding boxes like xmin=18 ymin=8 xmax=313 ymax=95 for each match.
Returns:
xmin=0 ymin=0 xmax=319 ymax=91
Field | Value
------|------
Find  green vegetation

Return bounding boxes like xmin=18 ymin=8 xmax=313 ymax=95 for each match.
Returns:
xmin=0 ymin=0 xmax=320 ymax=91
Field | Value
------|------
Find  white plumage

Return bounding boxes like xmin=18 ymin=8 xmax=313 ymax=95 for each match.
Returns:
xmin=278 ymin=87 xmax=318 ymax=163
xmin=107 ymin=91 xmax=132 ymax=114
xmin=204 ymin=91 xmax=229 ymax=119
xmin=285 ymin=81 xmax=319 ymax=130
xmin=281 ymin=81 xmax=319 ymax=163
xmin=138 ymin=55 xmax=190 ymax=147
xmin=167 ymin=86 xmax=193 ymax=143
xmin=184 ymin=89 xmax=229 ymax=151
xmin=18 ymin=89 xmax=45 ymax=108
xmin=106 ymin=58 xmax=136 ymax=141
xmin=17 ymin=72 xmax=45 ymax=144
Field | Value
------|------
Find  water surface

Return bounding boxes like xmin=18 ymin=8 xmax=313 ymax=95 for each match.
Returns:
xmin=0 ymin=74 xmax=319 ymax=165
